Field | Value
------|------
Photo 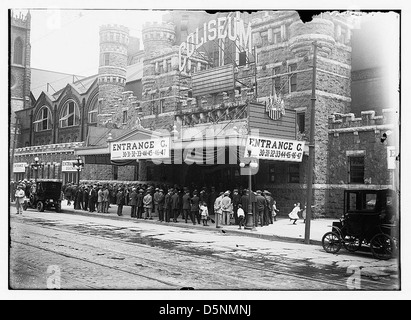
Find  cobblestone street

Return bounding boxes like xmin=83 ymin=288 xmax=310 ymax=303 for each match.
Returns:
xmin=9 ymin=210 xmax=400 ymax=292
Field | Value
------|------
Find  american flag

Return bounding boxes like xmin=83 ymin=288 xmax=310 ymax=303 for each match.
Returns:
xmin=266 ymin=92 xmax=285 ymax=120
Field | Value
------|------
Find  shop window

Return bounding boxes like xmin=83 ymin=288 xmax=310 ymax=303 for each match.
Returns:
xmin=349 ymin=156 xmax=365 ymax=183
xmin=288 ymin=63 xmax=297 ymax=93
xmin=297 ymin=112 xmax=305 ymax=133
xmin=288 ymin=163 xmax=300 ymax=183
xmin=13 ymin=37 xmax=24 ymax=65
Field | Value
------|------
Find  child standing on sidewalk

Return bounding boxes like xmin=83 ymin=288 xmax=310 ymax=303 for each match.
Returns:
xmin=200 ymin=201 xmax=209 ymax=226
xmin=237 ymin=204 xmax=245 ymax=229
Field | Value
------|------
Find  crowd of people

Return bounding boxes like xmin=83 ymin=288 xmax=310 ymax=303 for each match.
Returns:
xmin=58 ymin=182 xmax=283 ymax=228
xmin=11 ymin=179 xmax=307 ymax=227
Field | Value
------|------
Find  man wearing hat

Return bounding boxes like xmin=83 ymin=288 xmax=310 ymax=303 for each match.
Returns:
xmin=129 ymin=187 xmax=138 ymax=218
xmin=221 ymin=191 xmax=232 ymax=225
xmin=171 ymin=188 xmax=180 ymax=222
xmin=214 ymin=191 xmax=224 ymax=227
xmin=164 ymin=188 xmax=173 ymax=222
xmin=136 ymin=189 xmax=144 ymax=219
xmin=157 ymin=189 xmax=165 ymax=222
xmin=255 ymin=190 xmax=266 ymax=227
xmin=263 ymin=190 xmax=274 ymax=225
xmin=14 ymin=184 xmax=25 ymax=214
xmin=153 ymin=188 xmax=160 ymax=220
xmin=232 ymin=189 xmax=241 ymax=225
xmin=143 ymin=189 xmax=153 ymax=219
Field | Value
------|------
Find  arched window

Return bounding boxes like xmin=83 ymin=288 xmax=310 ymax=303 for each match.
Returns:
xmin=13 ymin=37 xmax=24 ymax=65
xmin=60 ymin=100 xmax=80 ymax=128
xmin=34 ymin=106 xmax=52 ymax=132
xmin=88 ymin=98 xmax=98 ymax=123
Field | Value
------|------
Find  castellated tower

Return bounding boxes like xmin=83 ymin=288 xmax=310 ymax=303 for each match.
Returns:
xmin=98 ymin=24 xmax=129 ymax=126
xmin=141 ymin=22 xmax=176 ymax=94
xmin=287 ymin=14 xmax=353 ymax=209
xmin=142 ymin=21 xmax=176 ymax=55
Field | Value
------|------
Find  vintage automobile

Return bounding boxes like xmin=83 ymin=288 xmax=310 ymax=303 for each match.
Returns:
xmin=22 ymin=179 xmax=63 ymax=213
xmin=321 ymin=188 xmax=398 ymax=260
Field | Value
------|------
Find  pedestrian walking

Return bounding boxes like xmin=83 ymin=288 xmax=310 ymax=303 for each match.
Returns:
xmin=237 ymin=204 xmax=245 ymax=229
xmin=200 ymin=201 xmax=209 ymax=226
xmin=14 ymin=185 xmax=25 ymax=214
xmin=143 ymin=190 xmax=153 ymax=219
xmin=288 ymin=202 xmax=301 ymax=224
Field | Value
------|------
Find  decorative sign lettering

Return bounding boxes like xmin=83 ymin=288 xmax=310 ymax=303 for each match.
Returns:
xmin=13 ymin=162 xmax=27 ymax=173
xmin=245 ymin=135 xmax=305 ymax=162
xmin=387 ymin=146 xmax=396 ymax=170
xmin=62 ymin=160 xmax=78 ymax=172
xmin=110 ymin=138 xmax=170 ymax=160
xmin=178 ymin=16 xmax=252 ymax=71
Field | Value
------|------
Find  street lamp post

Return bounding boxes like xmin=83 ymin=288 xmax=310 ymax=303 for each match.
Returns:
xmin=239 ymin=158 xmax=258 ymax=231
xmin=30 ymin=156 xmax=44 ymax=183
xmin=72 ymin=156 xmax=84 ymax=185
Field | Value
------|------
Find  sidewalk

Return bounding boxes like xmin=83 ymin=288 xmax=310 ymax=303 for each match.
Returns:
xmin=14 ymin=201 xmax=335 ymax=246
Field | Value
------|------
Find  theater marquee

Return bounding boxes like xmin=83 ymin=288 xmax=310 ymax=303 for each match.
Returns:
xmin=110 ymin=138 xmax=170 ymax=160
xmin=245 ymin=135 xmax=305 ymax=162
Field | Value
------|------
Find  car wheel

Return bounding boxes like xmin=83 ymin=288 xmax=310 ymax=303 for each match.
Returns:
xmin=37 ymin=201 xmax=44 ymax=212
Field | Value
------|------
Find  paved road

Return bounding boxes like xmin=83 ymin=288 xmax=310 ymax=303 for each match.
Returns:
xmin=9 ymin=209 xmax=400 ymax=291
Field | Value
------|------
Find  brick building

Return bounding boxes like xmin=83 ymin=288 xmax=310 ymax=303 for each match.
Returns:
xmin=10 ymin=10 xmax=399 ymax=217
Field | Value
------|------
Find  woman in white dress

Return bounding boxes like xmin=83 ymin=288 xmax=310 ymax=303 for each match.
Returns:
xmin=288 ymin=202 xmax=301 ymax=224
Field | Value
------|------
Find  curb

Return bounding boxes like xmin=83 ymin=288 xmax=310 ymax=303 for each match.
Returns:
xmin=56 ymin=207 xmax=322 ymax=246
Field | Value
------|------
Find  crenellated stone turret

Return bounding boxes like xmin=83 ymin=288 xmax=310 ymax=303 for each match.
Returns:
xmin=98 ymin=24 xmax=130 ymax=124
xmin=142 ymin=21 xmax=176 ymax=56
xmin=289 ymin=18 xmax=336 ymax=57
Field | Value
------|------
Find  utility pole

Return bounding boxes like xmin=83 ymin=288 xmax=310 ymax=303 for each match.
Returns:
xmin=304 ymin=41 xmax=318 ymax=244
xmin=10 ymin=118 xmax=19 ymax=177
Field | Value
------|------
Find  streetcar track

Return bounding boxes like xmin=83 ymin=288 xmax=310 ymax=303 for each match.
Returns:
xmin=12 ymin=240 xmax=180 ymax=289
xmin=13 ymin=218 xmax=395 ymax=290
xmin=10 ymin=218 xmax=367 ymax=289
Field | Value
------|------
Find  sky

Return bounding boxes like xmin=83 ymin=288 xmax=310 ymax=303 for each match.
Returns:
xmin=14 ymin=8 xmax=166 ymax=76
